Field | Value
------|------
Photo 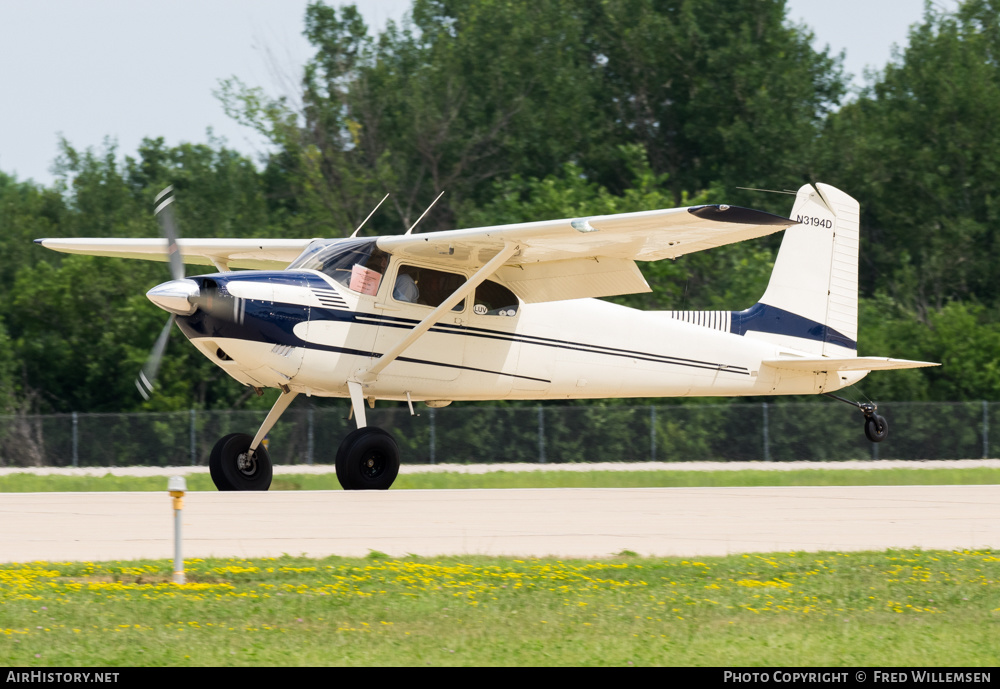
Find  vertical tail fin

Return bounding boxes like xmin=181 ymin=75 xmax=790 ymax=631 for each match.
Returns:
xmin=731 ymin=183 xmax=859 ymax=356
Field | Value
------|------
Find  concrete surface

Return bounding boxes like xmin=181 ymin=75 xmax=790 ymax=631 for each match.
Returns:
xmin=2 ymin=485 xmax=997 ymax=562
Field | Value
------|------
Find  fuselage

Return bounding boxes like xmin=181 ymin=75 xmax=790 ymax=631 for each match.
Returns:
xmin=166 ymin=267 xmax=865 ymax=404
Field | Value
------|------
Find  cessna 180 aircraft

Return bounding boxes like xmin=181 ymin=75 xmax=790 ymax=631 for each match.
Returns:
xmin=36 ymin=182 xmax=936 ymax=491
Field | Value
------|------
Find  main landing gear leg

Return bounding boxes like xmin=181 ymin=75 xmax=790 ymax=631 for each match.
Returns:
xmin=824 ymin=393 xmax=889 ymax=443
xmin=336 ymin=382 xmax=400 ymax=491
xmin=209 ymin=389 xmax=299 ymax=491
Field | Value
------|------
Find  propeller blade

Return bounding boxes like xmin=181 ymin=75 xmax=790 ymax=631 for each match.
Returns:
xmin=138 ymin=187 xmax=185 ymax=399
xmin=154 ymin=186 xmax=185 ymax=282
xmin=135 ymin=314 xmax=176 ymax=401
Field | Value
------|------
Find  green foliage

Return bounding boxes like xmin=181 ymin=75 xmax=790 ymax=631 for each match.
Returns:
xmin=819 ymin=0 xmax=1000 ymax=311
xmin=218 ymin=0 xmax=844 ymax=232
xmin=0 ymin=139 xmax=282 ymax=413
xmin=590 ymin=0 xmax=846 ymax=205
xmin=0 ymin=173 xmax=66 ymax=298
xmin=859 ymin=296 xmax=1000 ymax=402
xmin=456 ymin=145 xmax=681 ymax=227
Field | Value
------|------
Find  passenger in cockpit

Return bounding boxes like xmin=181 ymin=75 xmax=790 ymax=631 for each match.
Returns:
xmin=393 ymin=267 xmax=419 ymax=302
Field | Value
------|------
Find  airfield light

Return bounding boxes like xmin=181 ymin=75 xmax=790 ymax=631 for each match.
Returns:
xmin=168 ymin=476 xmax=187 ymax=584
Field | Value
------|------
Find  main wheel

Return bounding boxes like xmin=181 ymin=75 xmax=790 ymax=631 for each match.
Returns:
xmin=864 ymin=414 xmax=889 ymax=443
xmin=335 ymin=427 xmax=400 ymax=490
xmin=209 ymin=432 xmax=273 ymax=491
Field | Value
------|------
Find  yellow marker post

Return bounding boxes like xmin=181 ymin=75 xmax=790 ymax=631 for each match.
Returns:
xmin=168 ymin=476 xmax=186 ymax=584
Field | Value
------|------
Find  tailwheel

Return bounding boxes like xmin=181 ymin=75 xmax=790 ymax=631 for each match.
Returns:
xmin=209 ymin=432 xmax=273 ymax=491
xmin=864 ymin=414 xmax=889 ymax=443
xmin=823 ymin=393 xmax=890 ymax=444
xmin=335 ymin=427 xmax=400 ymax=490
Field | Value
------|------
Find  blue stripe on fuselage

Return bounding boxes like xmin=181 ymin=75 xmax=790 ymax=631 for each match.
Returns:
xmin=177 ymin=271 xmax=753 ymax=378
xmin=729 ymin=303 xmax=856 ymax=350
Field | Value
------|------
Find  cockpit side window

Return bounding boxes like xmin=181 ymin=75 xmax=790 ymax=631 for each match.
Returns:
xmin=473 ymin=280 xmax=519 ymax=317
xmin=287 ymin=238 xmax=390 ymax=296
xmin=393 ymin=265 xmax=466 ymax=312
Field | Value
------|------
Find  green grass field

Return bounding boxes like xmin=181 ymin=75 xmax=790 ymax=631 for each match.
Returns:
xmin=2 ymin=466 xmax=999 ymax=492
xmin=1 ymin=549 xmax=997 ymax=666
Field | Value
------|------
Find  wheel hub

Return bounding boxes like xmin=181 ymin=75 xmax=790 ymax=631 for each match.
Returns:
xmin=361 ymin=452 xmax=385 ymax=478
xmin=236 ymin=451 xmax=258 ymax=477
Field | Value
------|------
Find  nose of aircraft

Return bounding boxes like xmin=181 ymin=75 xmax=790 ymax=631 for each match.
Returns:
xmin=147 ymin=278 xmax=200 ymax=315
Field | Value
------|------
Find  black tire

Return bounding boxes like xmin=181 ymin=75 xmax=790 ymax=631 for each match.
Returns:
xmin=334 ymin=427 xmax=369 ymax=480
xmin=864 ymin=414 xmax=889 ymax=443
xmin=209 ymin=433 xmax=240 ymax=490
xmin=209 ymin=432 xmax=272 ymax=491
xmin=335 ymin=427 xmax=400 ymax=490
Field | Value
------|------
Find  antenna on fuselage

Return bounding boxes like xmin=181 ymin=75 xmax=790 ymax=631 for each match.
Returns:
xmin=350 ymin=193 xmax=390 ymax=238
xmin=404 ymin=190 xmax=445 ymax=235
xmin=735 ymin=186 xmax=798 ymax=195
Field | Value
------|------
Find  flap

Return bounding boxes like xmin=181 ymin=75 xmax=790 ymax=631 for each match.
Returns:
xmin=496 ymin=257 xmax=650 ymax=303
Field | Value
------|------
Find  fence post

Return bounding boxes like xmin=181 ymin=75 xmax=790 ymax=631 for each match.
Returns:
xmin=189 ymin=409 xmax=196 ymax=465
xmin=762 ymin=403 xmax=770 ymax=462
xmin=71 ymin=411 xmax=78 ymax=468
xmin=537 ymin=405 xmax=546 ymax=464
xmin=983 ymin=401 xmax=989 ymax=459
xmin=429 ymin=407 xmax=436 ymax=464
xmin=650 ymin=405 xmax=656 ymax=462
xmin=307 ymin=406 xmax=315 ymax=465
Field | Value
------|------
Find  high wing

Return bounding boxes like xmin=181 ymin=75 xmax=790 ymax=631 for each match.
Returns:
xmin=35 ymin=203 xmax=793 ymax=301
xmin=32 ymin=238 xmax=314 ymax=271
xmin=377 ymin=204 xmax=794 ymax=302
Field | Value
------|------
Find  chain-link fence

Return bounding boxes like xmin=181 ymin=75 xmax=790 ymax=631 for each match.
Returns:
xmin=0 ymin=401 xmax=992 ymax=468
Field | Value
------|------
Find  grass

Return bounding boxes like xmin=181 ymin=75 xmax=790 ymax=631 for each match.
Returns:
xmin=1 ymin=549 xmax=997 ymax=666
xmin=0 ymin=467 xmax=998 ymax=492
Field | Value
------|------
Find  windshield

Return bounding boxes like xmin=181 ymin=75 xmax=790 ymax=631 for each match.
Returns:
xmin=287 ymin=238 xmax=391 ymax=295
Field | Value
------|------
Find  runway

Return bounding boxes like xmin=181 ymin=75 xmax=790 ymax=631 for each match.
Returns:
xmin=2 ymin=485 xmax=998 ymax=562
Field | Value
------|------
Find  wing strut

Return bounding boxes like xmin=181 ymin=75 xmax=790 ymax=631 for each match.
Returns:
xmin=354 ymin=242 xmax=519 ymax=383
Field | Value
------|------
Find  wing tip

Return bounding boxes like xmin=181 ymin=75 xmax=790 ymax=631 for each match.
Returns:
xmin=687 ymin=205 xmax=795 ymax=227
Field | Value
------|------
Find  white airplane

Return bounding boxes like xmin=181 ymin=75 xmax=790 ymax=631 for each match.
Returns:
xmin=36 ymin=182 xmax=937 ymax=491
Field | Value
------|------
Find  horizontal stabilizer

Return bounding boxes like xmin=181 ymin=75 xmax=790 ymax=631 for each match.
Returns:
xmin=761 ymin=356 xmax=939 ymax=373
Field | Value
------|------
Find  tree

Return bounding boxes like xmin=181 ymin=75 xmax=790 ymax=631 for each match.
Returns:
xmin=590 ymin=0 xmax=846 ymax=207
xmin=818 ymin=0 xmax=1000 ymax=314
xmin=1 ymin=139 xmax=282 ymax=413
xmin=858 ymin=295 xmax=1000 ymax=402
xmin=0 ymin=173 xmax=67 ymax=301
xmin=218 ymin=0 xmax=845 ymax=233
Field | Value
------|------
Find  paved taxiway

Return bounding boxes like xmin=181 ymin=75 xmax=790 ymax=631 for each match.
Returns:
xmin=2 ymin=485 xmax=997 ymax=562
